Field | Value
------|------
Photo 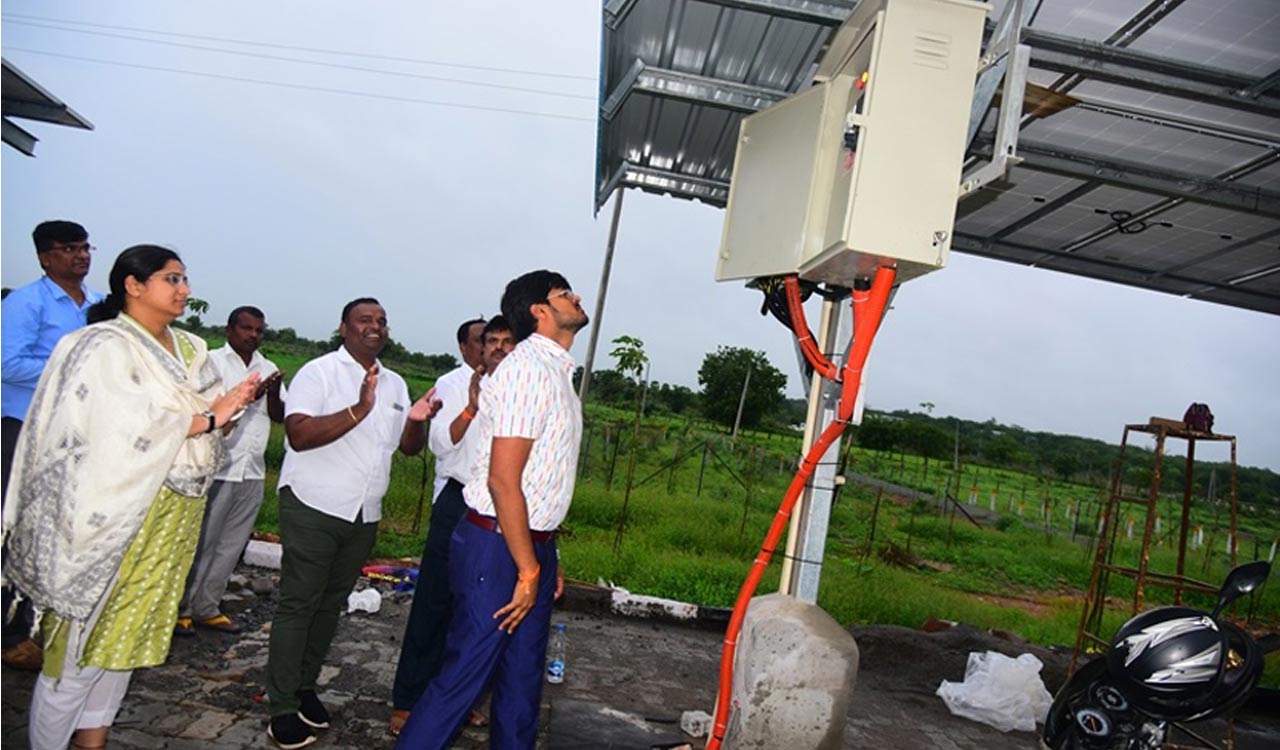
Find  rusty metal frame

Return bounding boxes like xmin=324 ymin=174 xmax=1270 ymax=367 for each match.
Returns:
xmin=1071 ymin=421 xmax=1240 ymax=675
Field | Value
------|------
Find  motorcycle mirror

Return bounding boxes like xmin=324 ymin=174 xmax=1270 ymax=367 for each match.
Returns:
xmin=1211 ymin=560 xmax=1271 ymax=618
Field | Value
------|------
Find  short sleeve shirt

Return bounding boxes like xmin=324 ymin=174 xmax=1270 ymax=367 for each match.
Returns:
xmin=463 ymin=334 xmax=582 ymax=531
xmin=277 ymin=347 xmax=410 ymax=522
xmin=427 ymin=364 xmax=475 ymax=497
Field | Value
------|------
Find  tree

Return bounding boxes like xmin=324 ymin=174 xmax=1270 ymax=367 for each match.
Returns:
xmin=609 ymin=335 xmax=648 ymax=384
xmin=905 ymin=421 xmax=950 ymax=460
xmin=609 ymin=335 xmax=649 ymax=553
xmin=983 ymin=434 xmax=1020 ymax=465
xmin=266 ymin=326 xmax=298 ymax=343
xmin=650 ymin=382 xmax=697 ymax=415
xmin=856 ymin=416 xmax=902 ymax=452
xmin=587 ymin=370 xmax=637 ymax=406
xmin=697 ymin=346 xmax=786 ymax=430
xmin=184 ymin=296 xmax=210 ymax=331
xmin=421 ymin=353 xmax=459 ymax=372
xmin=902 ymin=420 xmax=950 ymax=482
xmin=1052 ymin=452 xmax=1081 ymax=481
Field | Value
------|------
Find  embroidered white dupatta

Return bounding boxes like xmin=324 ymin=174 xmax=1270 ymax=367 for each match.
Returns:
xmin=2 ymin=314 xmax=224 ymax=621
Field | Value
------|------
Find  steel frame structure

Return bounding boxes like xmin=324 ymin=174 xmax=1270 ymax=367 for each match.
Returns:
xmin=1 ymin=57 xmax=93 ymax=156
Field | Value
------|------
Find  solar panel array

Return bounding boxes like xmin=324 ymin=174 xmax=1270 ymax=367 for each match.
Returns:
xmin=595 ymin=0 xmax=1280 ymax=314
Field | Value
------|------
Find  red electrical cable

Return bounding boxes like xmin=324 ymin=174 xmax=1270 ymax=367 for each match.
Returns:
xmin=706 ymin=266 xmax=896 ymax=749
xmin=784 ymin=275 xmax=840 ymax=381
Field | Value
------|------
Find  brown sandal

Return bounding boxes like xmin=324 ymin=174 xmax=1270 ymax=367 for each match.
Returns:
xmin=389 ymin=709 xmax=410 ymax=736
xmin=466 ymin=710 xmax=488 ymax=728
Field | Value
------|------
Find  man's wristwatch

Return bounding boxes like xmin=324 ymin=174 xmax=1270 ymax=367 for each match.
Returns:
xmin=202 ymin=410 xmax=217 ymax=434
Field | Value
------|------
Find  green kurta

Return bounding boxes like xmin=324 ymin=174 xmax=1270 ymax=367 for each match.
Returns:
xmin=43 ymin=329 xmax=208 ymax=677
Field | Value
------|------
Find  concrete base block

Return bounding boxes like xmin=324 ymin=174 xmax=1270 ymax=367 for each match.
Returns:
xmin=242 ymin=539 xmax=282 ymax=569
xmin=724 ymin=593 xmax=858 ymax=750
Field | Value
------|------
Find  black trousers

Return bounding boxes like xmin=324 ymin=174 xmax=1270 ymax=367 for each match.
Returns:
xmin=2 ymin=417 xmax=35 ymax=648
xmin=391 ymin=478 xmax=469 ymax=710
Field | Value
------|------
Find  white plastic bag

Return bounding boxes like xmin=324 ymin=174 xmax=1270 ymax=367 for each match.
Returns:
xmin=346 ymin=588 xmax=382 ymax=614
xmin=936 ymin=651 xmax=1052 ymax=733
xmin=680 ymin=710 xmax=712 ymax=738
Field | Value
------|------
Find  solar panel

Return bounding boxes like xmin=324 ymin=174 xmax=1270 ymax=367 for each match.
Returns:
xmin=596 ymin=0 xmax=1280 ymax=314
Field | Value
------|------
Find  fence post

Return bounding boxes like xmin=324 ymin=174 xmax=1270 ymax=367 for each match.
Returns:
xmin=667 ymin=441 xmax=680 ymax=494
xmin=606 ymin=423 xmax=622 ymax=490
xmin=696 ymin=441 xmax=709 ymax=497
xmin=579 ymin=420 xmax=594 ymax=479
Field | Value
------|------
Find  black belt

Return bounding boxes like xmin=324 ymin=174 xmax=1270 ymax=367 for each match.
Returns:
xmin=465 ymin=509 xmax=556 ymax=542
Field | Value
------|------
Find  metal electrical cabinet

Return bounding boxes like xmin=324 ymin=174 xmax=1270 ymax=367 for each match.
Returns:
xmin=716 ymin=0 xmax=988 ymax=287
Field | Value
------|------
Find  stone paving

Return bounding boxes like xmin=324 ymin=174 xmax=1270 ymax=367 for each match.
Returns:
xmin=2 ymin=571 xmax=719 ymax=750
xmin=4 ymin=567 xmax=1276 ymax=749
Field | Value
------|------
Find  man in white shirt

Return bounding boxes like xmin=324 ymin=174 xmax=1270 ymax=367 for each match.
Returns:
xmin=390 ymin=316 xmax=515 ymax=735
xmin=396 ymin=271 xmax=587 ymax=750
xmin=265 ymin=298 xmax=441 ymax=750
xmin=176 ymin=306 xmax=285 ymax=636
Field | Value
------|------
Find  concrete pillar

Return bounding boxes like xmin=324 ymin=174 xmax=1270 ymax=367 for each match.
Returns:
xmin=724 ymin=594 xmax=859 ymax=749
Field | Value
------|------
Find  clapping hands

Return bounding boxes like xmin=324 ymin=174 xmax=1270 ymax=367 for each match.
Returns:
xmin=408 ymin=386 xmax=443 ymax=423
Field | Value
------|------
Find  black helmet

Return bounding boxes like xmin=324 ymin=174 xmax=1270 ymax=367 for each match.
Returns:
xmin=1107 ymin=606 xmax=1247 ymax=721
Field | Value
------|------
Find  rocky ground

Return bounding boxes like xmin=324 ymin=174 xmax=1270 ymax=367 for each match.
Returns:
xmin=3 ymin=567 xmax=1276 ymax=749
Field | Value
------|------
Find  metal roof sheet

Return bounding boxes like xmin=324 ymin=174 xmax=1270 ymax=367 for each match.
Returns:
xmin=596 ymin=0 xmax=1280 ymax=315
xmin=2 ymin=57 xmax=93 ymax=156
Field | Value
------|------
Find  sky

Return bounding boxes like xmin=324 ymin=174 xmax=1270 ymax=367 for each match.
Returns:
xmin=2 ymin=1 xmax=1278 ymax=471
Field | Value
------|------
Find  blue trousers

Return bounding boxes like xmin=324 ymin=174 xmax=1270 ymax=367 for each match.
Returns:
xmin=395 ymin=518 xmax=558 ymax=750
xmin=392 ymin=479 xmax=468 ymax=710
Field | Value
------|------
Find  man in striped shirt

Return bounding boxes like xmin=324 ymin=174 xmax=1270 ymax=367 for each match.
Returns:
xmin=396 ymin=270 xmax=586 ymax=750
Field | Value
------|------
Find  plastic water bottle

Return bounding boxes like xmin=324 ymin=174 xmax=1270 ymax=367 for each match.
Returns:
xmin=546 ymin=624 xmax=566 ymax=684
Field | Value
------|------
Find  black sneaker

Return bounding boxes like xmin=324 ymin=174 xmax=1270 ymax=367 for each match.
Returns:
xmin=296 ymin=688 xmax=332 ymax=729
xmin=267 ymin=713 xmax=317 ymax=749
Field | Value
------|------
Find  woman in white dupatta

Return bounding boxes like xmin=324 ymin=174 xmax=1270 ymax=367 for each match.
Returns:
xmin=2 ymin=245 xmax=258 ymax=750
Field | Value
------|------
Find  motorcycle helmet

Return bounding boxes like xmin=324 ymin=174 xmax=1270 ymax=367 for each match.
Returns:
xmin=1107 ymin=606 xmax=1229 ymax=720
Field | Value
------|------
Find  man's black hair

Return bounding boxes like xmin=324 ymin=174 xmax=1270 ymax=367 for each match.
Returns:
xmin=32 ymin=220 xmax=88 ymax=253
xmin=341 ymin=297 xmax=381 ymax=323
xmin=456 ymin=317 xmax=487 ymax=344
xmin=483 ymin=315 xmax=511 ymax=338
xmin=500 ymin=270 xmax=570 ymax=342
xmin=227 ymin=305 xmax=266 ymax=328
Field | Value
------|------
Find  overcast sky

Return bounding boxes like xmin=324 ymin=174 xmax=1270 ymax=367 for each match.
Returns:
xmin=3 ymin=1 xmax=1277 ymax=471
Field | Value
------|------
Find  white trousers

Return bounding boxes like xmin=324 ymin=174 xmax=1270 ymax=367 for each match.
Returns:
xmin=28 ymin=621 xmax=133 ymax=750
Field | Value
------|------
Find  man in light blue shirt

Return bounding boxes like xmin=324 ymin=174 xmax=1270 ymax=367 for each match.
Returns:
xmin=1 ymin=220 xmax=103 ymax=671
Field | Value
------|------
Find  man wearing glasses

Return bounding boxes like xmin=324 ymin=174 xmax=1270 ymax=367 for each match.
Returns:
xmin=1 ymin=220 xmax=103 ymax=672
xmin=397 ymin=271 xmax=587 ymax=750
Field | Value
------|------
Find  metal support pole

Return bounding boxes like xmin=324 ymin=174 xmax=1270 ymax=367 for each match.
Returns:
xmin=1176 ymin=440 xmax=1195 ymax=604
xmin=730 ymin=361 xmax=753 ymax=445
xmin=779 ymin=297 xmax=848 ymax=603
xmin=579 ymin=188 xmax=625 ymax=402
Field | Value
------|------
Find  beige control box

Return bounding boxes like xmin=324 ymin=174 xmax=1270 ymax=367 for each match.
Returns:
xmin=717 ymin=0 xmax=988 ymax=287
